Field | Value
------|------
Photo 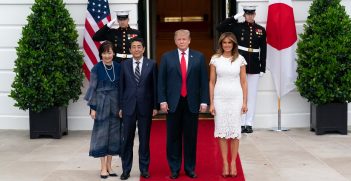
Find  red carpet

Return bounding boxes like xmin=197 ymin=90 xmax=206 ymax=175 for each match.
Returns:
xmin=141 ymin=119 xmax=245 ymax=181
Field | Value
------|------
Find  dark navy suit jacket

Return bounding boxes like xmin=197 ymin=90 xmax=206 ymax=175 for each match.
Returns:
xmin=119 ymin=57 xmax=158 ymax=116
xmin=158 ymin=49 xmax=209 ymax=113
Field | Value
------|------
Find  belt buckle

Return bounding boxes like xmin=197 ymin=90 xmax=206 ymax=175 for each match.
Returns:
xmin=248 ymin=48 xmax=253 ymax=52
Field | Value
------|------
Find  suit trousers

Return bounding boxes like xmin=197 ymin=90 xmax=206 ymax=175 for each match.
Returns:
xmin=241 ymin=74 xmax=260 ymax=126
xmin=166 ymin=96 xmax=199 ymax=173
xmin=121 ymin=105 xmax=152 ymax=173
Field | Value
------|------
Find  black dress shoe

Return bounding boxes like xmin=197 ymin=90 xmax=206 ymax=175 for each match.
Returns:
xmin=185 ymin=171 xmax=197 ymax=178
xmin=120 ymin=172 xmax=130 ymax=180
xmin=241 ymin=126 xmax=246 ymax=133
xmin=246 ymin=126 xmax=253 ymax=133
xmin=170 ymin=172 xmax=179 ymax=179
xmin=140 ymin=171 xmax=150 ymax=178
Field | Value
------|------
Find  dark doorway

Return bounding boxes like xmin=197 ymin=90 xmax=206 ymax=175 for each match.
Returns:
xmin=138 ymin=0 xmax=234 ymax=63
xmin=147 ymin=0 xmax=227 ymax=66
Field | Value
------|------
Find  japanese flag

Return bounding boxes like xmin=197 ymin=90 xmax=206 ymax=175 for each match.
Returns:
xmin=266 ymin=0 xmax=297 ymax=98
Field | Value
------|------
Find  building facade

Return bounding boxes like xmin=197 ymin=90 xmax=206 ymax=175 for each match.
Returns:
xmin=0 ymin=0 xmax=350 ymax=130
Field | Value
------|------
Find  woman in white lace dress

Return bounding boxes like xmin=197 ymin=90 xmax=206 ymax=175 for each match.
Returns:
xmin=209 ymin=32 xmax=248 ymax=177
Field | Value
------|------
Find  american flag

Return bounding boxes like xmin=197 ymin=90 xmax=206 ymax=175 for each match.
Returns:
xmin=83 ymin=0 xmax=111 ymax=80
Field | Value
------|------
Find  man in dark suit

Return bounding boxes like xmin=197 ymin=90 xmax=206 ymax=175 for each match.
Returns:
xmin=158 ymin=29 xmax=209 ymax=179
xmin=119 ymin=38 xmax=158 ymax=180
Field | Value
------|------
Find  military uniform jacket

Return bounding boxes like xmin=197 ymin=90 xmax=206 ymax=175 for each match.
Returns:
xmin=217 ymin=17 xmax=267 ymax=74
xmin=93 ymin=25 xmax=141 ymax=62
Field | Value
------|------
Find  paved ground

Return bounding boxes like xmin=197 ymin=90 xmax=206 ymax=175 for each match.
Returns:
xmin=0 ymin=127 xmax=351 ymax=181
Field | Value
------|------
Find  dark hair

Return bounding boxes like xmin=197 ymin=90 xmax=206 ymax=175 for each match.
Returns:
xmin=98 ymin=41 xmax=114 ymax=59
xmin=215 ymin=32 xmax=239 ymax=62
xmin=130 ymin=37 xmax=145 ymax=47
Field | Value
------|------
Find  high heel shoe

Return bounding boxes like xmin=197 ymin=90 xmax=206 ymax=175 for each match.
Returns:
xmin=100 ymin=170 xmax=109 ymax=179
xmin=230 ymin=163 xmax=237 ymax=177
xmin=222 ymin=174 xmax=230 ymax=178
xmin=222 ymin=165 xmax=230 ymax=178
xmin=107 ymin=170 xmax=118 ymax=177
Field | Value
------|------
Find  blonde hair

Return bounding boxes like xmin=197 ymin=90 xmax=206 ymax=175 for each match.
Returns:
xmin=215 ymin=32 xmax=239 ymax=62
xmin=174 ymin=29 xmax=191 ymax=39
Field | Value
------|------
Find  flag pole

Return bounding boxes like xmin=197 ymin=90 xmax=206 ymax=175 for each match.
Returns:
xmin=270 ymin=97 xmax=289 ymax=131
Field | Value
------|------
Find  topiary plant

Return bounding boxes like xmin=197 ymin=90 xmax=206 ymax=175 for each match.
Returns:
xmin=10 ymin=0 xmax=83 ymax=113
xmin=296 ymin=0 xmax=351 ymax=105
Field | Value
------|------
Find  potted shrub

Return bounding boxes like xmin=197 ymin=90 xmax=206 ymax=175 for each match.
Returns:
xmin=10 ymin=0 xmax=83 ymax=138
xmin=296 ymin=0 xmax=351 ymax=135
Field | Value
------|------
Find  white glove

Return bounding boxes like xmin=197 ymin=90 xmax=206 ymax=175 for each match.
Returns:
xmin=107 ymin=18 xmax=117 ymax=28
xmin=233 ymin=12 xmax=244 ymax=20
xmin=259 ymin=72 xmax=264 ymax=77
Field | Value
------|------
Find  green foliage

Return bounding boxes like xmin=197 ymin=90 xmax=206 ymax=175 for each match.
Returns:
xmin=296 ymin=0 xmax=351 ymax=104
xmin=10 ymin=0 xmax=84 ymax=113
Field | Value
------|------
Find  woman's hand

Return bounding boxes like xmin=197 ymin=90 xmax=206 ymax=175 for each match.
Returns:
xmin=209 ymin=104 xmax=216 ymax=116
xmin=241 ymin=104 xmax=248 ymax=114
xmin=90 ymin=110 xmax=96 ymax=120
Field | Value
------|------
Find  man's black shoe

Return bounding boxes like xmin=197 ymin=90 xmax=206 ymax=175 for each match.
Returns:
xmin=246 ymin=126 xmax=253 ymax=133
xmin=120 ymin=172 xmax=130 ymax=180
xmin=185 ymin=171 xmax=197 ymax=178
xmin=140 ymin=171 xmax=150 ymax=179
xmin=170 ymin=172 xmax=179 ymax=179
xmin=241 ymin=126 xmax=246 ymax=133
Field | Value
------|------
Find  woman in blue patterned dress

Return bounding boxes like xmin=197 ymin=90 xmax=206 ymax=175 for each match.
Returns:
xmin=84 ymin=41 xmax=121 ymax=179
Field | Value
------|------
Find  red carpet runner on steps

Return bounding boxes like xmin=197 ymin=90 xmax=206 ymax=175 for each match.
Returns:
xmin=141 ymin=119 xmax=245 ymax=181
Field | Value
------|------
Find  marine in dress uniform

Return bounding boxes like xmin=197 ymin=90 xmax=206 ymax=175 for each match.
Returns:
xmin=216 ymin=5 xmax=266 ymax=133
xmin=93 ymin=10 xmax=141 ymax=62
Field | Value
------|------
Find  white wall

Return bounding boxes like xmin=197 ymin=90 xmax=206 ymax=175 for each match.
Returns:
xmin=0 ymin=0 xmax=139 ymax=130
xmin=236 ymin=0 xmax=351 ymax=129
xmin=0 ymin=0 xmax=350 ymax=130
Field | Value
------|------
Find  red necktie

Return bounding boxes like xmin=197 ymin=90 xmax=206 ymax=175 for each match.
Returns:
xmin=180 ymin=52 xmax=187 ymax=97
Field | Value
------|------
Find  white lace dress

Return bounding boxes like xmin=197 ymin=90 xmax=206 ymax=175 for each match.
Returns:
xmin=210 ymin=55 xmax=247 ymax=139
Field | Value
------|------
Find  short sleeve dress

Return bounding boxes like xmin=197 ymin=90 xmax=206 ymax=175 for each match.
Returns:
xmin=210 ymin=55 xmax=247 ymax=139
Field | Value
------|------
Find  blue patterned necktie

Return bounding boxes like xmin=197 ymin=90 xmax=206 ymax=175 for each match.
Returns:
xmin=135 ymin=61 xmax=141 ymax=84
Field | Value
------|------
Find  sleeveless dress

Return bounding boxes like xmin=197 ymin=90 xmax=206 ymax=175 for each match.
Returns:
xmin=210 ymin=55 xmax=247 ymax=139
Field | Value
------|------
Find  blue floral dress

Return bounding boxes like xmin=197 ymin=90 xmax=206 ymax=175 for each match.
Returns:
xmin=84 ymin=61 xmax=121 ymax=157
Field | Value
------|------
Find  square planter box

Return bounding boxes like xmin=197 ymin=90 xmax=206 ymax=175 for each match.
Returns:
xmin=310 ymin=103 xmax=348 ymax=135
xmin=29 ymin=106 xmax=68 ymax=139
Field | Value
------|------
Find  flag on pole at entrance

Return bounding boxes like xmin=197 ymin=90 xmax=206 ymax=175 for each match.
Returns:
xmin=266 ymin=0 xmax=297 ymax=98
xmin=83 ymin=0 xmax=111 ymax=80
